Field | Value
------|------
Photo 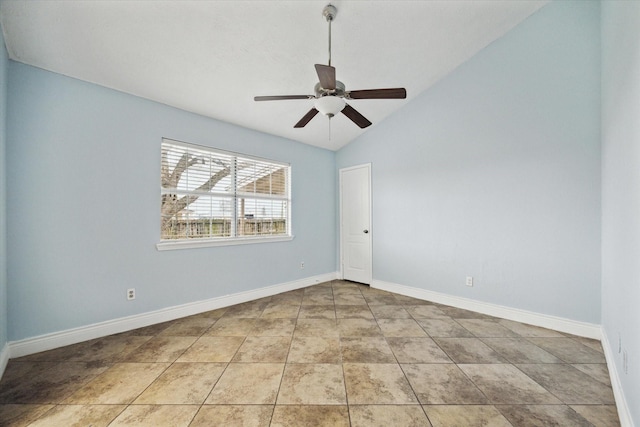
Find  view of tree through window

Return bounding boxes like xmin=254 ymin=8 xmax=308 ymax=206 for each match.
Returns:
xmin=161 ymin=139 xmax=290 ymax=241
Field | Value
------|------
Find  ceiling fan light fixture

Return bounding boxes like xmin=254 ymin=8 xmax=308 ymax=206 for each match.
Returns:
xmin=314 ymin=95 xmax=345 ymax=117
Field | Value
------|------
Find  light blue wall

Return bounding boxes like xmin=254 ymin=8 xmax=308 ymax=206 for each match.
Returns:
xmin=337 ymin=1 xmax=601 ymax=323
xmin=0 ymin=24 xmax=8 ymax=352
xmin=601 ymin=1 xmax=640 ymax=424
xmin=6 ymin=62 xmax=336 ymax=341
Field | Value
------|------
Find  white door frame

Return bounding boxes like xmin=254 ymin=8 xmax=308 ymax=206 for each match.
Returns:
xmin=339 ymin=163 xmax=373 ymax=284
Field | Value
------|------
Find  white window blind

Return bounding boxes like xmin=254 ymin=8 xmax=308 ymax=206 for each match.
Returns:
xmin=160 ymin=138 xmax=291 ymax=246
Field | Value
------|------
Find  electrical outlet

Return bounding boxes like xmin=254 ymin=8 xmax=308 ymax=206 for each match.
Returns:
xmin=127 ymin=288 xmax=135 ymax=301
xmin=466 ymin=276 xmax=473 ymax=287
xmin=623 ymin=349 xmax=628 ymax=375
xmin=300 ymin=261 xmax=305 ymax=269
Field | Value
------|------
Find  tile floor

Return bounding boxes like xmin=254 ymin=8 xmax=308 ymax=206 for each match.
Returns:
xmin=0 ymin=280 xmax=620 ymax=426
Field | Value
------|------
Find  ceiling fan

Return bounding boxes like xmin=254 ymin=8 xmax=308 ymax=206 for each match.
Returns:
xmin=254 ymin=4 xmax=407 ymax=129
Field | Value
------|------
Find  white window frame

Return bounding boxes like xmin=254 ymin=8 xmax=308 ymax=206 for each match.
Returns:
xmin=157 ymin=138 xmax=292 ymax=251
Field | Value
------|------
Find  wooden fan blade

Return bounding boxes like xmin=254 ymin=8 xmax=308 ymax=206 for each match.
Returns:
xmin=294 ymin=108 xmax=320 ymax=128
xmin=347 ymin=88 xmax=407 ymax=99
xmin=254 ymin=95 xmax=312 ymax=101
xmin=342 ymin=104 xmax=372 ymax=128
xmin=315 ymin=64 xmax=336 ymax=90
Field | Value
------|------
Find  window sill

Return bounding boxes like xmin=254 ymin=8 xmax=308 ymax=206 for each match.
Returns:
xmin=156 ymin=235 xmax=294 ymax=251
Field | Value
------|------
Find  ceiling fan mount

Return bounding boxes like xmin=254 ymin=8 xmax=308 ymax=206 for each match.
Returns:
xmin=254 ymin=4 xmax=407 ymax=129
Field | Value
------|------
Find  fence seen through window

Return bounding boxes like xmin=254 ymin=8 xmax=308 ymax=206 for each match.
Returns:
xmin=161 ymin=139 xmax=290 ymax=241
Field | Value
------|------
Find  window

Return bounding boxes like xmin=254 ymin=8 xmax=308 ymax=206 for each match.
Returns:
xmin=158 ymin=138 xmax=291 ymax=250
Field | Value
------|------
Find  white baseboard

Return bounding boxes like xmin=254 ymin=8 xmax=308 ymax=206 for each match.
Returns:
xmin=0 ymin=342 xmax=9 ymax=380
xmin=9 ymin=272 xmax=338 ymax=359
xmin=601 ymin=329 xmax=633 ymax=427
xmin=372 ymin=280 xmax=602 ymax=339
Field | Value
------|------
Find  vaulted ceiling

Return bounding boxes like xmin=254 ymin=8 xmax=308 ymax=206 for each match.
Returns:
xmin=0 ymin=0 xmax=547 ymax=150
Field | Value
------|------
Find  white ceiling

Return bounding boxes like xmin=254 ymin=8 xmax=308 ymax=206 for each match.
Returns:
xmin=0 ymin=0 xmax=547 ymax=151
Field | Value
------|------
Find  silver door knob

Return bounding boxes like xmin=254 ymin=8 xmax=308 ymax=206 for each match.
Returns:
xmin=363 ymin=230 xmax=369 ymax=234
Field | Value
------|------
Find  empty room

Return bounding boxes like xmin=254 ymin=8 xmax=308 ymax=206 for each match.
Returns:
xmin=0 ymin=0 xmax=638 ymax=426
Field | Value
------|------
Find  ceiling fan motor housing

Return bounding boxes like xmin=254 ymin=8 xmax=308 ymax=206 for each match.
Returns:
xmin=315 ymin=81 xmax=346 ymax=98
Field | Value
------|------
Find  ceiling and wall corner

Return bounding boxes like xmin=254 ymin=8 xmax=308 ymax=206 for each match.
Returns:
xmin=0 ymin=0 xmax=547 ymax=151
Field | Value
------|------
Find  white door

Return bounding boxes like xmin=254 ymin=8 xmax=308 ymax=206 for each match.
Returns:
xmin=340 ymin=164 xmax=372 ymax=284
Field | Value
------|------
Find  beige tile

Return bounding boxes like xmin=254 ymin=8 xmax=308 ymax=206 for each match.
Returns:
xmin=363 ymin=293 xmax=400 ymax=305
xmin=119 ymin=321 xmax=173 ymax=337
xmin=497 ymin=404 xmax=595 ymax=427
xmin=123 ymin=336 xmax=197 ymax=362
xmin=369 ymin=305 xmax=412 ymax=319
xmin=517 ymin=363 xmax=616 ymax=404
xmin=455 ymin=319 xmax=520 ymax=337
xmin=332 ymin=282 xmax=364 ymax=294
xmin=287 ymin=336 xmax=341 ymax=363
xmin=433 ymin=338 xmax=507 ymax=364
xmin=405 ymin=305 xmax=449 ymax=319
xmin=271 ymin=405 xmax=350 ymax=427
xmin=458 ymin=364 xmax=562 ymax=404
xmin=176 ymin=336 xmax=244 ymax=362
xmin=387 ymin=337 xmax=452 ymax=364
xmin=302 ymin=293 xmax=334 ymax=305
xmin=343 ymin=363 xmax=418 ymax=404
xmin=0 ymin=362 xmax=111 ymax=404
xmin=423 ymin=405 xmax=511 ymax=427
xmin=205 ymin=318 xmax=256 ymax=336
xmin=0 ymin=361 xmax=58 ymax=392
xmin=158 ymin=316 xmax=216 ymax=336
xmin=298 ymin=305 xmax=336 ymax=319
xmin=350 ymin=405 xmax=431 ymax=427
xmin=232 ymin=336 xmax=291 ymax=362
xmin=65 ymin=363 xmax=169 ymax=404
xmin=335 ymin=305 xmax=374 ymax=319
xmin=333 ymin=293 xmax=367 ymax=305
xmin=189 ymin=405 xmax=273 ymax=427
xmin=393 ymin=295 xmax=433 ymax=305
xmin=27 ymin=404 xmax=125 ymax=427
xmin=270 ymin=291 xmax=303 ymax=305
xmin=573 ymin=336 xmax=605 ymax=353
xmin=571 ymin=363 xmax=612 ymax=386
xmin=340 ymin=337 xmax=396 ymax=363
xmin=481 ymin=338 xmax=562 ymax=364
xmin=402 ymin=364 xmax=487 ymax=404
xmin=134 ymin=362 xmax=225 ymax=404
xmin=222 ymin=301 xmax=268 ymax=318
xmin=294 ymin=319 xmax=339 ymax=337
xmin=191 ymin=307 xmax=228 ymax=319
xmin=249 ymin=318 xmax=296 ymax=336
xmin=260 ymin=304 xmax=300 ymax=318
xmin=0 ymin=404 xmax=55 ymax=427
xmin=527 ymin=337 xmax=606 ymax=363
xmin=437 ymin=306 xmax=493 ymax=319
xmin=108 ymin=404 xmax=198 ymax=426
xmin=62 ymin=335 xmax=152 ymax=363
xmin=570 ymin=405 xmax=621 ymax=427
xmin=277 ymin=364 xmax=347 ymax=405
xmin=377 ymin=318 xmax=428 ymax=337
xmin=337 ymin=319 xmax=383 ymax=337
xmin=416 ymin=319 xmax=474 ymax=338
xmin=498 ymin=319 xmax=565 ymax=337
xmin=205 ymin=363 xmax=284 ymax=404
